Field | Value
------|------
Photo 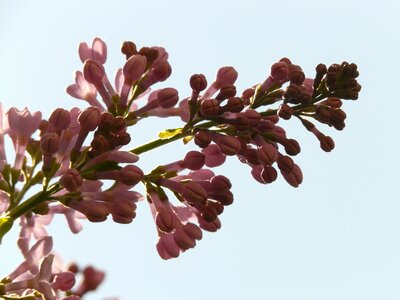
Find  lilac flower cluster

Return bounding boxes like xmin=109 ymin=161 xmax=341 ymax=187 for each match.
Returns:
xmin=0 ymin=38 xmax=360 ymax=299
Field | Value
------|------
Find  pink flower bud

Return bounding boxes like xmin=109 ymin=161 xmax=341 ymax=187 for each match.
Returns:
xmin=81 ymin=266 xmax=105 ymax=292
xmin=121 ymin=41 xmax=138 ymax=59
xmin=52 ymin=272 xmax=76 ymax=291
xmin=198 ymin=216 xmax=221 ymax=232
xmin=157 ymin=87 xmax=179 ymax=108
xmin=200 ymin=204 xmax=219 ymax=222
xmin=200 ymin=99 xmax=220 ymax=116
xmin=194 ymin=131 xmax=211 ymax=148
xmin=90 ymin=135 xmax=110 ymax=154
xmin=182 ymin=151 xmax=205 ymax=170
xmin=277 ymin=155 xmax=294 ymax=173
xmin=261 ymin=166 xmax=278 ymax=183
xmin=183 ymin=222 xmax=202 ymax=240
xmin=278 ymin=103 xmax=294 ymax=120
xmin=173 ymin=227 xmax=195 ymax=250
xmin=271 ymin=61 xmax=289 ymax=81
xmin=244 ymin=148 xmax=261 ymax=165
xmin=281 ymin=164 xmax=303 ymax=187
xmin=83 ymin=59 xmax=105 ymax=86
xmin=216 ymin=136 xmax=241 ymax=156
xmin=202 ymin=144 xmax=226 ymax=167
xmin=215 ymin=66 xmax=238 ymax=88
xmin=215 ymin=84 xmax=237 ymax=100
xmin=78 ymin=107 xmax=102 ymax=131
xmin=190 ymin=74 xmax=207 ymax=92
xmin=289 ymin=65 xmax=305 ymax=85
xmin=84 ymin=203 xmax=109 ymax=222
xmin=40 ymin=133 xmax=60 ymax=154
xmin=320 ymin=135 xmax=335 ymax=152
xmin=60 ymin=169 xmax=83 ymax=192
xmin=49 ymin=108 xmax=71 ymax=131
xmin=181 ymin=181 xmax=208 ymax=204
xmin=225 ymin=97 xmax=244 ymax=113
xmin=157 ymin=234 xmax=180 ymax=260
xmin=257 ymin=144 xmax=278 ymax=166
xmin=209 ymin=175 xmax=231 ymax=193
xmin=111 ymin=200 xmax=137 ymax=224
xmin=208 ymin=190 xmax=234 ymax=206
xmin=123 ymin=54 xmax=147 ymax=85
xmin=118 ymin=165 xmax=143 ymax=186
xmin=244 ymin=109 xmax=261 ymax=127
xmin=156 ymin=209 xmax=175 ymax=233
xmin=151 ymin=61 xmax=172 ymax=82
xmin=284 ymin=139 xmax=301 ymax=156
xmin=242 ymin=88 xmax=255 ymax=102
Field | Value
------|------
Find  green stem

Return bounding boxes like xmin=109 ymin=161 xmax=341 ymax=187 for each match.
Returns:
xmin=130 ymin=131 xmax=191 ymax=155
xmin=130 ymin=120 xmax=217 ymax=155
xmin=6 ymin=183 xmax=61 ymax=220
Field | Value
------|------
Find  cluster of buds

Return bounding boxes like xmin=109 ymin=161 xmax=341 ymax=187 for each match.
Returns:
xmin=0 ymin=37 xmax=360 ymax=299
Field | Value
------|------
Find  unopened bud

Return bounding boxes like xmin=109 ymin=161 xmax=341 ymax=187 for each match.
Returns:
xmin=315 ymin=106 xmax=331 ymax=123
xmin=151 ymin=61 xmax=172 ymax=82
xmin=119 ymin=165 xmax=143 ymax=186
xmin=173 ymin=227 xmax=195 ymax=250
xmin=208 ymin=190 xmax=233 ymax=206
xmin=215 ymin=66 xmax=238 ymax=88
xmin=83 ymin=59 xmax=105 ymax=86
xmin=49 ymin=108 xmax=71 ymax=131
xmin=277 ymin=155 xmax=294 ymax=173
xmin=194 ymin=131 xmax=211 ymax=148
xmin=215 ymin=84 xmax=236 ymax=100
xmin=200 ymin=99 xmax=220 ymax=116
xmin=156 ymin=209 xmax=175 ymax=233
xmin=190 ymin=74 xmax=207 ymax=92
xmin=181 ymin=182 xmax=207 ymax=204
xmin=182 ymin=151 xmax=205 ymax=170
xmin=79 ymin=107 xmax=102 ymax=131
xmin=84 ymin=203 xmax=109 ymax=222
xmin=225 ymin=97 xmax=244 ymax=113
xmin=320 ymin=135 xmax=335 ymax=152
xmin=216 ymin=136 xmax=241 ymax=156
xmin=209 ymin=175 xmax=232 ymax=193
xmin=289 ymin=65 xmax=305 ymax=85
xmin=123 ymin=54 xmax=147 ymax=85
xmin=271 ymin=61 xmax=289 ymax=81
xmin=244 ymin=110 xmax=261 ymax=127
xmin=139 ymin=47 xmax=159 ymax=64
xmin=157 ymin=88 xmax=179 ymax=108
xmin=52 ymin=272 xmax=76 ymax=291
xmin=284 ymin=139 xmax=301 ymax=156
xmin=282 ymin=164 xmax=303 ymax=187
xmin=60 ymin=169 xmax=83 ymax=192
xmin=278 ymin=103 xmax=294 ymax=120
xmin=40 ymin=133 xmax=60 ymax=154
xmin=121 ymin=41 xmax=137 ymax=59
xmin=111 ymin=200 xmax=137 ymax=224
xmin=261 ymin=166 xmax=278 ymax=183
xmin=257 ymin=144 xmax=278 ymax=165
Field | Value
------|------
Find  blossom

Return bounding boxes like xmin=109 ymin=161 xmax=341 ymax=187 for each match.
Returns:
xmin=7 ymin=107 xmax=41 ymax=169
xmin=78 ymin=37 xmax=107 ymax=64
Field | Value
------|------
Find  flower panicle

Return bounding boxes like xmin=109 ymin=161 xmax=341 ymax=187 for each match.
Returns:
xmin=0 ymin=37 xmax=361 ymax=296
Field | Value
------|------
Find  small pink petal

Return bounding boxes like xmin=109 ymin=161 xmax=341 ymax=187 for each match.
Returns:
xmin=78 ymin=42 xmax=91 ymax=63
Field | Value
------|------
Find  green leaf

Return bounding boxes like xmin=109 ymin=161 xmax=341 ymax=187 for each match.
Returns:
xmin=0 ymin=217 xmax=13 ymax=244
xmin=158 ymin=128 xmax=183 ymax=139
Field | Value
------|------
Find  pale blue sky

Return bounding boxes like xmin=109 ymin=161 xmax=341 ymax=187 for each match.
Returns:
xmin=0 ymin=0 xmax=399 ymax=299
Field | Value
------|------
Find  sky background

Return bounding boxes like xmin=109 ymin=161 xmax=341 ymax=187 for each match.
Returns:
xmin=0 ymin=0 xmax=399 ymax=299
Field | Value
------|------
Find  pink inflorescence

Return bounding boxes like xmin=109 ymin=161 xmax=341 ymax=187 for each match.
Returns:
xmin=0 ymin=37 xmax=360 ymax=298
